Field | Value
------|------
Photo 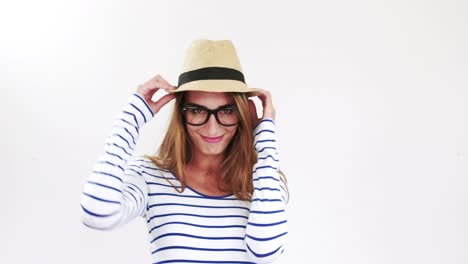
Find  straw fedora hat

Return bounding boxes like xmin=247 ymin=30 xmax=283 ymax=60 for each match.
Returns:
xmin=167 ymin=39 xmax=262 ymax=96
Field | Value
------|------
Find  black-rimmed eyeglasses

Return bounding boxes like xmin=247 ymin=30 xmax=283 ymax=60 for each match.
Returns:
xmin=180 ymin=103 xmax=239 ymax=126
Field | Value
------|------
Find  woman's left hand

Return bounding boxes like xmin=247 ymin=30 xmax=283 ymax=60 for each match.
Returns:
xmin=248 ymin=89 xmax=276 ymax=128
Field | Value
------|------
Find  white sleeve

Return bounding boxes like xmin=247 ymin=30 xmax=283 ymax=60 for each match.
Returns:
xmin=244 ymin=118 xmax=288 ymax=263
xmin=80 ymin=93 xmax=154 ymax=230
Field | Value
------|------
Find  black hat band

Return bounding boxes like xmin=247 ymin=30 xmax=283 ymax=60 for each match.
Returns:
xmin=178 ymin=67 xmax=245 ymax=87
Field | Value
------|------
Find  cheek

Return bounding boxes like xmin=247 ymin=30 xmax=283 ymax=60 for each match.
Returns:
xmin=224 ymin=127 xmax=238 ymax=141
xmin=219 ymin=128 xmax=238 ymax=147
xmin=186 ymin=127 xmax=198 ymax=141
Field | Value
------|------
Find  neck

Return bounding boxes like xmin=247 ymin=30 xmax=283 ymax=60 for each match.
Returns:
xmin=188 ymin=150 xmax=224 ymax=176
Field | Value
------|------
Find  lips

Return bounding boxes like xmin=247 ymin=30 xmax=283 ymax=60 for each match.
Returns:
xmin=201 ymin=135 xmax=224 ymax=143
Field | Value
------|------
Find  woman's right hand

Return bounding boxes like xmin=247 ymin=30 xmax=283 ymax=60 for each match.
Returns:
xmin=136 ymin=75 xmax=177 ymax=114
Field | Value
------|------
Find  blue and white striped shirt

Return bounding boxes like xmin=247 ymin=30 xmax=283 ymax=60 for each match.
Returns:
xmin=80 ymin=93 xmax=288 ymax=263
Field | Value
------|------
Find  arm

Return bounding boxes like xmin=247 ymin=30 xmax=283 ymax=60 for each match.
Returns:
xmin=244 ymin=118 xmax=288 ymax=263
xmin=80 ymin=93 xmax=154 ymax=230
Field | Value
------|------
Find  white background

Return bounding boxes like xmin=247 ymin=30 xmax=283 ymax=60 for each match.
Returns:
xmin=2 ymin=0 xmax=467 ymax=263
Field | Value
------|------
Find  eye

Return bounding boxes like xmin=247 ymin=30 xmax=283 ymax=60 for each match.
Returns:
xmin=219 ymin=108 xmax=235 ymax=114
xmin=190 ymin=107 xmax=206 ymax=114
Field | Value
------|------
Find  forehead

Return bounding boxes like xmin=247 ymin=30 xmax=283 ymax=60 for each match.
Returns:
xmin=185 ymin=91 xmax=234 ymax=108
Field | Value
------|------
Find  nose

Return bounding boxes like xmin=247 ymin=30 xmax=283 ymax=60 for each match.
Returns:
xmin=204 ymin=113 xmax=220 ymax=136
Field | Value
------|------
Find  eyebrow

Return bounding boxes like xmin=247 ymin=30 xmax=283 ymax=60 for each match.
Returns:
xmin=185 ymin=103 xmax=235 ymax=110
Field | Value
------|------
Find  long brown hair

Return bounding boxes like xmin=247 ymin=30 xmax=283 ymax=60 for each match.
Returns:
xmin=145 ymin=92 xmax=288 ymax=201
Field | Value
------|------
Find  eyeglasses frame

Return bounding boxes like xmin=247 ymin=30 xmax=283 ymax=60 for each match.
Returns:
xmin=180 ymin=103 xmax=239 ymax=127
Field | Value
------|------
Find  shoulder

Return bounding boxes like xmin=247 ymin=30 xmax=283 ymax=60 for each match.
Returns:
xmin=128 ymin=155 xmax=161 ymax=171
xmin=130 ymin=155 xmax=179 ymax=183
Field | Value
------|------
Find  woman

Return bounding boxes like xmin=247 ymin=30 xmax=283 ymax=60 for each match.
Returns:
xmin=80 ymin=39 xmax=288 ymax=263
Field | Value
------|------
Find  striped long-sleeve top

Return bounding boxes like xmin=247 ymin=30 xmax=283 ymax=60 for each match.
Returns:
xmin=80 ymin=93 xmax=288 ymax=264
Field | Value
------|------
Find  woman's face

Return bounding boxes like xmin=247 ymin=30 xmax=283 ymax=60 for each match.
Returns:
xmin=183 ymin=91 xmax=238 ymax=157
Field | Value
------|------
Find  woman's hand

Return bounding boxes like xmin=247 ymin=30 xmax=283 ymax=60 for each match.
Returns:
xmin=248 ymin=89 xmax=276 ymax=128
xmin=136 ymin=75 xmax=177 ymax=114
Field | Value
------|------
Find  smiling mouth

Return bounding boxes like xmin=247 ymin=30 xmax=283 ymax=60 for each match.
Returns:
xmin=201 ymin=135 xmax=224 ymax=143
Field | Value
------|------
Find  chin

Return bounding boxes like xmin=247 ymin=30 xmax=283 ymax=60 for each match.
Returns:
xmin=198 ymin=144 xmax=227 ymax=156
xmin=201 ymin=149 xmax=224 ymax=156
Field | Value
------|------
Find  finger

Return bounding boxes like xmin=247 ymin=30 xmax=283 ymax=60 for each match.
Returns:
xmin=152 ymin=93 xmax=176 ymax=114
xmin=136 ymin=84 xmax=158 ymax=97
xmin=141 ymin=75 xmax=176 ymax=93
xmin=154 ymin=75 xmax=177 ymax=90
xmin=255 ymin=89 xmax=275 ymax=120
xmin=254 ymin=90 xmax=265 ymax=106
xmin=248 ymin=99 xmax=259 ymax=125
xmin=257 ymin=89 xmax=270 ymax=108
